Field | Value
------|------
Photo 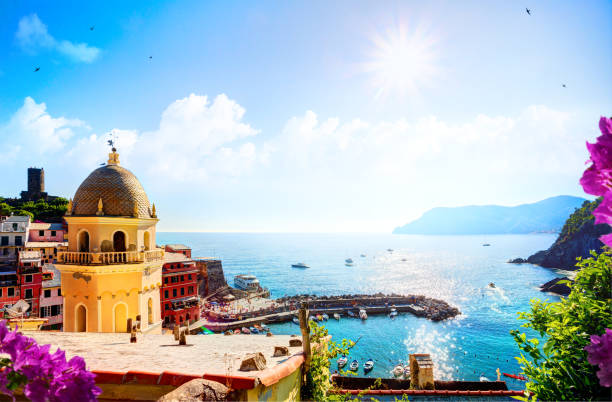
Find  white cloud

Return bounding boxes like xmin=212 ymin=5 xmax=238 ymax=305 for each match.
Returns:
xmin=15 ymin=14 xmax=100 ymax=63
xmin=0 ymin=97 xmax=85 ymax=164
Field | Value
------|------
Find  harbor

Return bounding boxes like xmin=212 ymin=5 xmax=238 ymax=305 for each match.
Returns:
xmin=190 ymin=293 xmax=460 ymax=333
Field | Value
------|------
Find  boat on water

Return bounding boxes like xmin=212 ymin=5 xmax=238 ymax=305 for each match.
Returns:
xmin=503 ymin=373 xmax=527 ymax=381
xmin=333 ymin=313 xmax=341 ymax=320
xmin=489 ymin=282 xmax=496 ymax=288
xmin=241 ymin=327 xmax=251 ymax=334
xmin=389 ymin=308 xmax=398 ymax=318
xmin=291 ymin=262 xmax=310 ymax=269
xmin=292 ymin=317 xmax=300 ymax=325
xmin=359 ymin=309 xmax=368 ymax=320
xmin=234 ymin=274 xmax=260 ymax=291
xmin=345 ymin=258 xmax=354 ymax=264
xmin=387 ymin=248 xmax=393 ymax=252
xmin=479 ymin=375 xmax=490 ymax=382
xmin=337 ymin=356 xmax=348 ymax=368
xmin=363 ymin=359 xmax=374 ymax=372
xmin=392 ymin=365 xmax=404 ymax=378
xmin=249 ymin=326 xmax=259 ymax=334
xmin=347 ymin=310 xmax=357 ymax=318
xmin=349 ymin=360 xmax=359 ymax=371
xmin=322 ymin=313 xmax=329 ymax=321
xmin=360 ymin=254 xmax=366 ymax=258
xmin=482 ymin=243 xmax=491 ymax=247
xmin=260 ymin=323 xmax=268 ymax=331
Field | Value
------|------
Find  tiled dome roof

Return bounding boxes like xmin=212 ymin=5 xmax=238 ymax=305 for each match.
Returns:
xmin=72 ymin=164 xmax=152 ymax=218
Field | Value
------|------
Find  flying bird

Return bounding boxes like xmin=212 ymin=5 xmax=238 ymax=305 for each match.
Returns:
xmin=562 ymin=84 xmax=566 ymax=88
xmin=526 ymin=8 xmax=531 ymax=15
xmin=90 ymin=26 xmax=95 ymax=31
xmin=34 ymin=67 xmax=40 ymax=72
xmin=148 ymin=55 xmax=153 ymax=60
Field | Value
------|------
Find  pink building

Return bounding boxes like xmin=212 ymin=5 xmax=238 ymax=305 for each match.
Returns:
xmin=28 ymin=222 xmax=65 ymax=242
xmin=39 ymin=265 xmax=63 ymax=330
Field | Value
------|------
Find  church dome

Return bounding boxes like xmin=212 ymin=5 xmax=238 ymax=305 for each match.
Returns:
xmin=71 ymin=154 xmax=153 ymax=218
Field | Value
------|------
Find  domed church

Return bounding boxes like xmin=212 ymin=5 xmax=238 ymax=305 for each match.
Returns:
xmin=56 ymin=149 xmax=163 ymax=333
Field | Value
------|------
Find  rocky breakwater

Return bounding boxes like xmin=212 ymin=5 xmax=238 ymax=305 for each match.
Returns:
xmin=508 ymin=198 xmax=611 ymax=295
xmin=276 ymin=293 xmax=461 ymax=322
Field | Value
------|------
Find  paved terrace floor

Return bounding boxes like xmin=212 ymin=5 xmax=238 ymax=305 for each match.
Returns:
xmin=24 ymin=332 xmax=303 ymax=377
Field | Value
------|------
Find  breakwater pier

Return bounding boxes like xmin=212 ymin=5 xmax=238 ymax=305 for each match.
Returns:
xmin=189 ymin=293 xmax=460 ymax=333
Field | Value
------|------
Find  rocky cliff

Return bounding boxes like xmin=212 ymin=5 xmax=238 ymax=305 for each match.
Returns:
xmin=510 ymin=198 xmax=611 ymax=270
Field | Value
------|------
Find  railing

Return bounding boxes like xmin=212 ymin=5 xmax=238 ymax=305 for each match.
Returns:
xmin=58 ymin=249 xmax=164 ymax=265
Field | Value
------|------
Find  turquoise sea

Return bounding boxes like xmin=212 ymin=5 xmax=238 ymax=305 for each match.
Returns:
xmin=157 ymin=232 xmax=560 ymax=389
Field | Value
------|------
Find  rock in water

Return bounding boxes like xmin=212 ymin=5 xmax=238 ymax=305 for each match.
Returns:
xmin=540 ymin=277 xmax=571 ymax=296
xmin=507 ymin=258 xmax=527 ymax=264
xmin=273 ymin=346 xmax=289 ymax=357
xmin=157 ymin=379 xmax=228 ymax=401
xmin=239 ymin=352 xmax=267 ymax=371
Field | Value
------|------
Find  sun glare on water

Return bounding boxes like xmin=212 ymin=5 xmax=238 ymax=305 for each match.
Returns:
xmin=363 ymin=23 xmax=441 ymax=100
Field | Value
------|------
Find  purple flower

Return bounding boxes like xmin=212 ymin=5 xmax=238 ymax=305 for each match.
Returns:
xmin=581 ymin=116 xmax=612 ymax=247
xmin=584 ymin=328 xmax=612 ymax=387
xmin=0 ymin=320 xmax=102 ymax=401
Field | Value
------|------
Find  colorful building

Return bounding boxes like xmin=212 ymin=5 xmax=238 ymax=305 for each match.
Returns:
xmin=40 ymin=265 xmax=63 ymax=329
xmin=0 ymin=267 xmax=20 ymax=318
xmin=161 ymin=251 xmax=199 ymax=326
xmin=0 ymin=216 xmax=30 ymax=264
xmin=164 ymin=244 xmax=191 ymax=258
xmin=18 ymin=250 xmax=43 ymax=317
xmin=55 ymin=149 xmax=164 ymax=333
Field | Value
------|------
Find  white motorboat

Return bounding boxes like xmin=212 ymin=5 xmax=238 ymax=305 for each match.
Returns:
xmin=292 ymin=317 xmax=299 ymax=325
xmin=389 ymin=308 xmax=398 ymax=318
xmin=363 ymin=359 xmax=374 ymax=372
xmin=345 ymin=258 xmax=353 ymax=264
xmin=359 ymin=309 xmax=367 ymax=320
xmin=337 ymin=356 xmax=348 ymax=368
xmin=333 ymin=313 xmax=341 ymax=320
xmin=479 ymin=375 xmax=490 ymax=382
xmin=360 ymin=254 xmax=366 ymax=258
xmin=322 ymin=313 xmax=329 ymax=320
xmin=387 ymin=248 xmax=394 ymax=252
xmin=349 ymin=360 xmax=359 ymax=371
xmin=291 ymin=262 xmax=310 ymax=269
xmin=392 ymin=365 xmax=404 ymax=378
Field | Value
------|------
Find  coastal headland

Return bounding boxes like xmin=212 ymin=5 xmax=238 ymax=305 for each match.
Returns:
xmin=191 ymin=293 xmax=460 ymax=333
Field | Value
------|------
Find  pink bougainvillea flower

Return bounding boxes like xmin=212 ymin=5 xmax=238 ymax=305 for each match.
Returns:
xmin=584 ymin=328 xmax=612 ymax=387
xmin=581 ymin=116 xmax=612 ymax=247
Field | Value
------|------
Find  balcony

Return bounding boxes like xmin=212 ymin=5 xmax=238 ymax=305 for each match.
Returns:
xmin=57 ymin=249 xmax=164 ymax=265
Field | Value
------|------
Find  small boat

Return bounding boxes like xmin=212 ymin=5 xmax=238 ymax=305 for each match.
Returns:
xmin=359 ymin=309 xmax=367 ymax=320
xmin=292 ymin=317 xmax=300 ymax=325
xmin=260 ymin=323 xmax=268 ymax=331
xmin=347 ymin=310 xmax=357 ymax=318
xmin=392 ymin=365 xmax=404 ymax=378
xmin=360 ymin=254 xmax=366 ymax=258
xmin=483 ymin=243 xmax=491 ymax=247
xmin=389 ymin=308 xmax=398 ymax=318
xmin=322 ymin=314 xmax=329 ymax=321
xmin=241 ymin=327 xmax=251 ymax=334
xmin=479 ymin=375 xmax=490 ymax=382
xmin=333 ymin=313 xmax=341 ymax=320
xmin=249 ymin=326 xmax=259 ymax=334
xmin=503 ymin=373 xmax=527 ymax=381
xmin=387 ymin=248 xmax=393 ymax=252
xmin=291 ymin=262 xmax=310 ymax=269
xmin=489 ymin=282 xmax=496 ymax=288
xmin=363 ymin=359 xmax=374 ymax=372
xmin=349 ymin=360 xmax=359 ymax=371
xmin=345 ymin=258 xmax=354 ymax=264
xmin=337 ymin=356 xmax=348 ymax=368
xmin=234 ymin=328 xmax=241 ymax=334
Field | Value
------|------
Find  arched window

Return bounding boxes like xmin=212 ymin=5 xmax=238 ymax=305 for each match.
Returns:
xmin=143 ymin=231 xmax=151 ymax=251
xmin=113 ymin=231 xmax=126 ymax=252
xmin=147 ymin=297 xmax=153 ymax=325
xmin=78 ymin=231 xmax=90 ymax=252
xmin=76 ymin=305 xmax=87 ymax=332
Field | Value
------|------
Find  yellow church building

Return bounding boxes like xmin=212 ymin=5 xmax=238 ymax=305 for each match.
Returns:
xmin=56 ymin=149 xmax=164 ymax=333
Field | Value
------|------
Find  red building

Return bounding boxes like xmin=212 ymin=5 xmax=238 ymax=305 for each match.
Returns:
xmin=164 ymin=244 xmax=191 ymax=259
xmin=18 ymin=250 xmax=43 ymax=317
xmin=161 ymin=251 xmax=199 ymax=327
xmin=0 ymin=267 xmax=20 ymax=318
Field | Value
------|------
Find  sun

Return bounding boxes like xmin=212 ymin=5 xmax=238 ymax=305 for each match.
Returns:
xmin=362 ymin=23 xmax=441 ymax=100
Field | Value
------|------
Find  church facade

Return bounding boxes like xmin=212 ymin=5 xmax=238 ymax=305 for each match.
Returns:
xmin=55 ymin=150 xmax=163 ymax=333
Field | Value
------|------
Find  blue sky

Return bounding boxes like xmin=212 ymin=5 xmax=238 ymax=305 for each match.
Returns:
xmin=0 ymin=0 xmax=611 ymax=232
